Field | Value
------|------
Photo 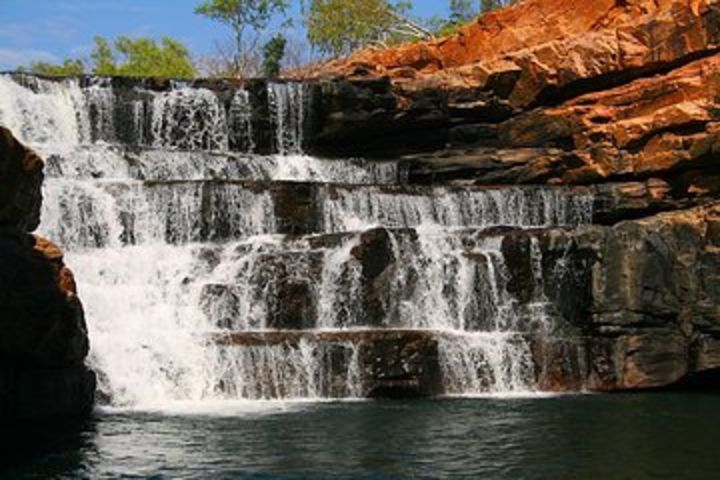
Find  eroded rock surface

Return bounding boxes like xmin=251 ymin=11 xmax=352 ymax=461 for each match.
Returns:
xmin=0 ymin=128 xmax=94 ymax=423
xmin=285 ymin=0 xmax=720 ymax=391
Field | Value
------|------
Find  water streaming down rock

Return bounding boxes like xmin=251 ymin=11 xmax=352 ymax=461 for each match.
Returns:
xmin=1 ymin=72 xmax=595 ymax=405
xmin=148 ymin=86 xmax=231 ymax=151
xmin=268 ymin=82 xmax=307 ymax=155
xmin=0 ymin=74 xmax=91 ymax=145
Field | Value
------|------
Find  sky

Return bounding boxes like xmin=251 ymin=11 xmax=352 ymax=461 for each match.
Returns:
xmin=0 ymin=0 xmax=451 ymax=71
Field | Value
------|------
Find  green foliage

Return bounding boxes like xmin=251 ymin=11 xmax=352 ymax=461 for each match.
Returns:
xmin=306 ymin=0 xmax=427 ymax=57
xmin=429 ymin=0 xmax=516 ymax=36
xmin=29 ymin=58 xmax=85 ymax=76
xmin=90 ymin=36 xmax=117 ymax=76
xmin=262 ymin=34 xmax=286 ymax=78
xmin=481 ymin=0 xmax=514 ymax=12
xmin=24 ymin=36 xmax=196 ymax=79
xmin=449 ymin=0 xmax=477 ymax=22
xmin=195 ymin=0 xmax=289 ymax=75
xmin=195 ymin=0 xmax=288 ymax=32
xmin=98 ymin=36 xmax=196 ymax=78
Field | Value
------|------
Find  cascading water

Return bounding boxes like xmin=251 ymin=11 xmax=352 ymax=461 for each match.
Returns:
xmin=268 ymin=82 xmax=307 ymax=155
xmin=1 ymin=72 xmax=593 ymax=407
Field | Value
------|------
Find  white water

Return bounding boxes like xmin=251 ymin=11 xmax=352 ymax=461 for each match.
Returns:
xmin=149 ymin=86 xmax=230 ymax=151
xmin=268 ymin=82 xmax=307 ymax=155
xmin=1 ymin=73 xmax=594 ymax=406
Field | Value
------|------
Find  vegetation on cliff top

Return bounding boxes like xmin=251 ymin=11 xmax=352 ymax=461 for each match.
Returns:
xmin=28 ymin=36 xmax=196 ymax=79
xmin=23 ymin=0 xmax=514 ymax=79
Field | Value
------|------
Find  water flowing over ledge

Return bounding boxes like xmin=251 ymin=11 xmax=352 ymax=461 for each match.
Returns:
xmin=1 ymin=72 xmax=597 ymax=409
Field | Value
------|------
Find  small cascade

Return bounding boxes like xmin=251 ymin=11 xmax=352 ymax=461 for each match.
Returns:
xmin=268 ymin=82 xmax=307 ymax=155
xmin=1 ymin=72 xmax=596 ymax=407
xmin=149 ymin=86 xmax=230 ymax=151
xmin=0 ymin=74 xmax=90 ymax=145
xmin=84 ymin=77 xmax=116 ymax=143
xmin=321 ymin=186 xmax=593 ymax=232
xmin=41 ymin=179 xmax=277 ymax=248
xmin=229 ymin=89 xmax=255 ymax=152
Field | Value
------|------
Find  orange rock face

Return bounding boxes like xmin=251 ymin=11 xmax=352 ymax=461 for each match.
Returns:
xmin=314 ymin=0 xmax=719 ymax=109
xmin=305 ymin=0 xmax=720 ymax=190
xmin=499 ymin=54 xmax=720 ymax=183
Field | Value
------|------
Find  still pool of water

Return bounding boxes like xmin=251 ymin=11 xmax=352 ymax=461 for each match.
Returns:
xmin=4 ymin=394 xmax=719 ymax=479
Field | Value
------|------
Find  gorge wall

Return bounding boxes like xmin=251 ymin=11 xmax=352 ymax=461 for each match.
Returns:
xmin=0 ymin=127 xmax=95 ymax=422
xmin=295 ymin=0 xmax=720 ymax=390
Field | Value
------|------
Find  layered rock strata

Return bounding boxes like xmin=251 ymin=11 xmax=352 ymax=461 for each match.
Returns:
xmin=286 ymin=0 xmax=720 ymax=391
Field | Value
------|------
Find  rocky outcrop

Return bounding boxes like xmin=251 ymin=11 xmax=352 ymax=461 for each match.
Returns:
xmin=215 ymin=330 xmax=442 ymax=397
xmin=527 ymin=203 xmax=720 ymax=391
xmin=0 ymin=127 xmax=43 ymax=231
xmin=314 ymin=0 xmax=719 ymax=107
xmin=297 ymin=0 xmax=720 ymax=180
xmin=288 ymin=0 xmax=720 ymax=391
xmin=577 ymin=203 xmax=720 ymax=390
xmin=0 ymin=127 xmax=94 ymax=423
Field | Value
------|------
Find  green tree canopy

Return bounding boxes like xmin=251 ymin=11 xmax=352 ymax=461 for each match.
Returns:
xmin=26 ymin=36 xmax=196 ymax=78
xmin=195 ymin=0 xmax=289 ymax=76
xmin=28 ymin=58 xmax=85 ymax=77
xmin=92 ymin=36 xmax=196 ymax=78
xmin=262 ymin=34 xmax=287 ymax=78
xmin=306 ymin=0 xmax=432 ymax=57
xmin=429 ymin=0 xmax=517 ymax=36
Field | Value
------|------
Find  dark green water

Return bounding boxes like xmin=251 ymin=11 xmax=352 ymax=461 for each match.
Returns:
xmin=4 ymin=394 xmax=719 ymax=479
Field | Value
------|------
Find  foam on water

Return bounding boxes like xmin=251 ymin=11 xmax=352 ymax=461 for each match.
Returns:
xmin=1 ymin=72 xmax=596 ymax=405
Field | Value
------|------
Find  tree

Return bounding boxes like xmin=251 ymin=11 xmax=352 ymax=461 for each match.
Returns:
xmin=100 ymin=36 xmax=196 ymax=78
xmin=449 ymin=0 xmax=477 ymax=22
xmin=428 ymin=0 xmax=478 ymax=36
xmin=91 ymin=37 xmax=117 ymax=75
xmin=195 ymin=0 xmax=289 ymax=76
xmin=262 ymin=34 xmax=287 ymax=78
xmin=29 ymin=58 xmax=85 ymax=76
xmin=481 ymin=0 xmax=515 ymax=12
xmin=305 ymin=0 xmax=433 ymax=57
xmin=25 ymin=36 xmax=196 ymax=78
xmin=429 ymin=0 xmax=517 ymax=36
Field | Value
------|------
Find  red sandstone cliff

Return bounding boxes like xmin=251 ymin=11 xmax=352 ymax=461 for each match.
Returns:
xmin=291 ymin=0 xmax=720 ymax=391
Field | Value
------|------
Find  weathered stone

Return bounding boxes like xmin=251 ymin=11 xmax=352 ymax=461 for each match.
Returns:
xmin=0 ymin=128 xmax=94 ymax=423
xmin=0 ymin=126 xmax=43 ymax=231
xmin=214 ymin=329 xmax=442 ymax=398
xmin=305 ymin=0 xmax=719 ymax=109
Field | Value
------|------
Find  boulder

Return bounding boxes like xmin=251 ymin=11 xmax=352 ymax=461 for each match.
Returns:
xmin=0 ymin=126 xmax=43 ymax=231
xmin=0 ymin=128 xmax=95 ymax=423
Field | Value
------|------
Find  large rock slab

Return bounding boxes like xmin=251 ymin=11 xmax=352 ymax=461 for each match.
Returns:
xmin=0 ymin=129 xmax=95 ymax=423
xmin=309 ymin=0 xmax=720 ymax=109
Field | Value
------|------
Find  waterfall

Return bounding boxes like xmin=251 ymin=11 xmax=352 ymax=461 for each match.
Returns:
xmin=149 ymin=86 xmax=230 ymax=151
xmin=268 ymin=82 xmax=307 ymax=155
xmin=320 ymin=186 xmax=593 ymax=232
xmin=1 ymin=73 xmax=594 ymax=407
xmin=0 ymin=74 xmax=90 ymax=145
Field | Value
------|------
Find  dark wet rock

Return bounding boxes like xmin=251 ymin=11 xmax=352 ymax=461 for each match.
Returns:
xmin=0 ymin=129 xmax=94 ymax=423
xmin=0 ymin=127 xmax=43 ymax=231
xmin=215 ymin=329 xmax=442 ymax=398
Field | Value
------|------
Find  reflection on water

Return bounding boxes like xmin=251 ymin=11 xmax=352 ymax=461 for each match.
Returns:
xmin=4 ymin=394 xmax=720 ymax=479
